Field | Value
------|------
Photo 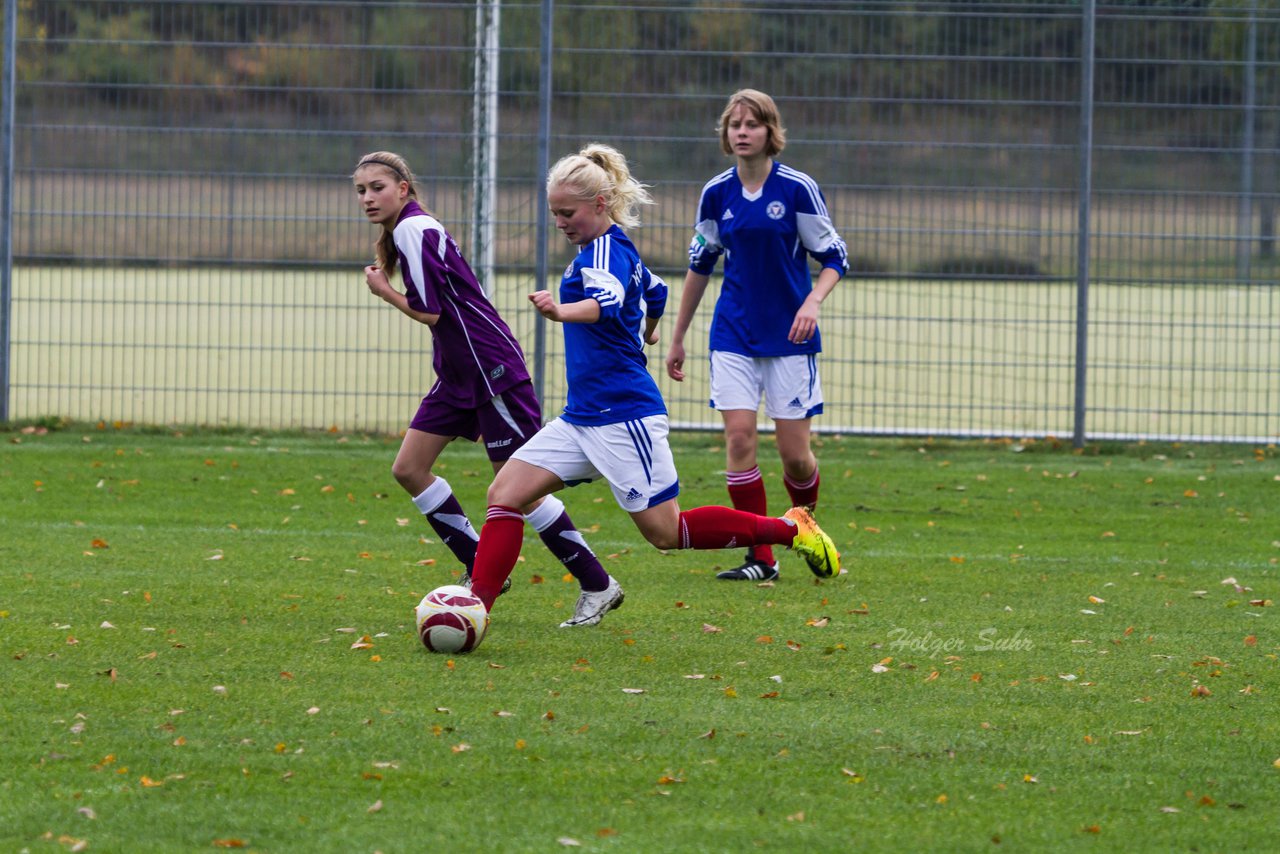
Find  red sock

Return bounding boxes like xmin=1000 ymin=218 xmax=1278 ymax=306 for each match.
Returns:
xmin=469 ymin=505 xmax=524 ymax=611
xmin=676 ymin=505 xmax=794 ymax=550
xmin=727 ymin=467 xmax=774 ymax=565
xmin=784 ymin=464 xmax=820 ymax=511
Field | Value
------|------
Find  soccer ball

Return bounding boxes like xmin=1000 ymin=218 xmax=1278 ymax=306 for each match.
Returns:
xmin=415 ymin=584 xmax=489 ymax=654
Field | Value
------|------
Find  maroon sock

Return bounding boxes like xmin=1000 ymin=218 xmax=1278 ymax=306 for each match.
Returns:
xmin=727 ymin=467 xmax=774 ymax=565
xmin=536 ymin=511 xmax=610 ymax=592
xmin=424 ymin=492 xmax=479 ymax=572
xmin=469 ymin=506 xmax=524 ymax=611
xmin=784 ymin=464 xmax=820 ymax=512
xmin=676 ymin=505 xmax=794 ymax=550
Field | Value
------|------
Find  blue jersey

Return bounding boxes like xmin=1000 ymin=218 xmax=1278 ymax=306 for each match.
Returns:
xmin=393 ymin=200 xmax=530 ymax=408
xmin=557 ymin=225 xmax=668 ymax=426
xmin=688 ymin=162 xmax=848 ymax=357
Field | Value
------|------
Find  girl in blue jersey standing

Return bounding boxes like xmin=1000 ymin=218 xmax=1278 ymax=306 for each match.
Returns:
xmin=466 ymin=143 xmax=840 ymax=634
xmin=665 ymin=89 xmax=849 ymax=582
xmin=354 ymin=151 xmax=609 ymax=612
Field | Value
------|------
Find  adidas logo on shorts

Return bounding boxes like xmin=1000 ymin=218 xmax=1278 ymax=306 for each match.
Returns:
xmin=625 ymin=487 xmax=643 ymax=502
xmin=788 ymin=397 xmax=803 ymax=408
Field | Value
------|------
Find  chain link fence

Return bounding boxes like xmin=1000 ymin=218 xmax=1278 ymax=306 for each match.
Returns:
xmin=2 ymin=0 xmax=1278 ymax=442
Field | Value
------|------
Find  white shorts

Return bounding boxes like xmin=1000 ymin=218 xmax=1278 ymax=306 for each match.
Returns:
xmin=709 ymin=351 xmax=824 ymax=420
xmin=510 ymin=415 xmax=681 ymax=513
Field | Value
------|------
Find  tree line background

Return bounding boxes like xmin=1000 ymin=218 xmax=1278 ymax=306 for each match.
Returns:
xmin=12 ymin=0 xmax=1277 ymax=195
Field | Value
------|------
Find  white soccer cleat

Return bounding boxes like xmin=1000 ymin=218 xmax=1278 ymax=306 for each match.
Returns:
xmin=559 ymin=576 xmax=625 ymax=627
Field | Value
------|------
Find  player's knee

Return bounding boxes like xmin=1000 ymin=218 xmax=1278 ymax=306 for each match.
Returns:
xmin=644 ymin=529 xmax=678 ymax=550
xmin=636 ymin=519 xmax=679 ymax=550
xmin=486 ymin=474 xmax=519 ymax=508
xmin=726 ymin=433 xmax=756 ymax=460
xmin=390 ymin=459 xmax=418 ymax=490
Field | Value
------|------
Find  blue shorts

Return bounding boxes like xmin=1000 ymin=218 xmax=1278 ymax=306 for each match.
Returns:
xmin=408 ymin=381 xmax=543 ymax=463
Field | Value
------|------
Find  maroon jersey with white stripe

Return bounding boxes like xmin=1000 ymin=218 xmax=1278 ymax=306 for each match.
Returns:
xmin=392 ymin=200 xmax=530 ymax=407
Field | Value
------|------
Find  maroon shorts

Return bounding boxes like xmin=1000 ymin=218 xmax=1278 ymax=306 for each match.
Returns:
xmin=408 ymin=381 xmax=544 ymax=462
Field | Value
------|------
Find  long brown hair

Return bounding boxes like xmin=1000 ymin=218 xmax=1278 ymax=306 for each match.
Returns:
xmin=353 ymin=151 xmax=420 ymax=277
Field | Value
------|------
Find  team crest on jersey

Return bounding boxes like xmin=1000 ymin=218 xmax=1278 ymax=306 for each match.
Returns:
xmin=766 ymin=201 xmax=786 ymax=220
xmin=564 ymin=261 xmax=575 ymax=278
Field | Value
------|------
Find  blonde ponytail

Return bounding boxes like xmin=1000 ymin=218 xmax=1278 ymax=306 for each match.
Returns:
xmin=546 ymin=143 xmax=653 ymax=229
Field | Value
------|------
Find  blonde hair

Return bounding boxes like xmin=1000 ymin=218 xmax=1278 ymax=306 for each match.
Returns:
xmin=717 ymin=89 xmax=787 ymax=157
xmin=545 ymin=143 xmax=653 ymax=229
xmin=353 ymin=151 xmax=421 ymax=277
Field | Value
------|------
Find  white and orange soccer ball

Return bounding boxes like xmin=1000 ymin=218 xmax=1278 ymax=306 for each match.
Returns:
xmin=414 ymin=585 xmax=489 ymax=654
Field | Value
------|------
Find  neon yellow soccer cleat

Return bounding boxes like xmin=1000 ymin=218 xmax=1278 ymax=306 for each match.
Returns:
xmin=783 ymin=506 xmax=841 ymax=579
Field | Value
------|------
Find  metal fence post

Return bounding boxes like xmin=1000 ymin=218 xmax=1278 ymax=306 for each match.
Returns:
xmin=1238 ymin=2 xmax=1258 ymax=281
xmin=471 ymin=0 xmax=500 ymax=296
xmin=0 ymin=0 xmax=16 ymax=423
xmin=1073 ymin=0 xmax=1096 ymax=449
xmin=531 ymin=0 xmax=553 ymax=409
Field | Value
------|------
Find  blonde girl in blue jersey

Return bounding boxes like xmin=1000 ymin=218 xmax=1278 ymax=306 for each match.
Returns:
xmin=465 ymin=143 xmax=840 ymax=637
xmin=353 ymin=150 xmax=610 ymax=608
xmin=665 ymin=89 xmax=849 ymax=582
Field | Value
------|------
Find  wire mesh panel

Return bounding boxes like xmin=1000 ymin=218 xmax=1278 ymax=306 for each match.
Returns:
xmin=3 ymin=0 xmax=1278 ymax=441
xmin=1086 ymin=4 xmax=1280 ymax=441
xmin=10 ymin=0 xmax=491 ymax=431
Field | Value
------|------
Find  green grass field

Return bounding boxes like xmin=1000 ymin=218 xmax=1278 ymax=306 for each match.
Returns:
xmin=2 ymin=425 xmax=1278 ymax=851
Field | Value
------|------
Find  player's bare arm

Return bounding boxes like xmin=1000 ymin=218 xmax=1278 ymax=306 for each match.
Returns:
xmin=665 ymin=270 xmax=711 ymax=381
xmin=788 ymin=266 xmax=841 ymax=345
xmin=529 ymin=290 xmax=602 ymax=324
xmin=644 ymin=316 xmax=661 ymax=346
xmin=365 ymin=264 xmax=439 ymax=326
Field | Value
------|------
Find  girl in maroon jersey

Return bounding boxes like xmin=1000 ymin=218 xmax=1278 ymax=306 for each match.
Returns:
xmin=354 ymin=150 xmax=609 ymax=619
